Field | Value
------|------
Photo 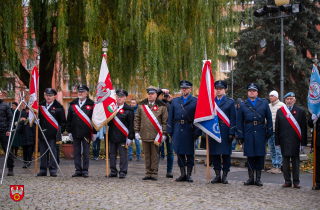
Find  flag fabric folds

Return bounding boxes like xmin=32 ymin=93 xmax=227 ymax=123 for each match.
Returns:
xmin=28 ymin=66 xmax=39 ymax=126
xmin=92 ymin=54 xmax=117 ymax=131
xmin=308 ymin=64 xmax=320 ymax=116
xmin=194 ymin=60 xmax=221 ymax=143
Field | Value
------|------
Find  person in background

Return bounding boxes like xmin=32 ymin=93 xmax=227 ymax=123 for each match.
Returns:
xmin=128 ymin=99 xmax=141 ymax=161
xmin=11 ymin=102 xmax=20 ymax=157
xmin=92 ymin=126 xmax=105 ymax=160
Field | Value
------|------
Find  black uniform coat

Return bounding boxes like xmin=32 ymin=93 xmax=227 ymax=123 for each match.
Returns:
xmin=275 ymin=104 xmax=307 ymax=156
xmin=66 ymin=98 xmax=96 ymax=139
xmin=108 ymin=103 xmax=134 ymax=143
xmin=308 ymin=117 xmax=320 ymax=147
xmin=17 ymin=119 xmax=36 ymax=146
xmin=38 ymin=100 xmax=66 ymax=140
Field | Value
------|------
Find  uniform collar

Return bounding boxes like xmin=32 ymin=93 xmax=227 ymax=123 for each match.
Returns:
xmin=118 ymin=104 xmax=124 ymax=109
xmin=79 ymin=98 xmax=87 ymax=107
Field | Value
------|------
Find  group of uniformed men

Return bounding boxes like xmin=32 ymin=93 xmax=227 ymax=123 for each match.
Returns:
xmin=33 ymin=80 xmax=319 ymax=190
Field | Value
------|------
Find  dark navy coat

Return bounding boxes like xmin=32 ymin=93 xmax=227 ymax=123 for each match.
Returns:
xmin=209 ymin=96 xmax=236 ymax=155
xmin=167 ymin=95 xmax=201 ymax=155
xmin=237 ymin=97 xmax=273 ymax=157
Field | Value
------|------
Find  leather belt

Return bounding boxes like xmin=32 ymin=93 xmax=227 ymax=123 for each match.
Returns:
xmin=175 ymin=120 xmax=192 ymax=124
xmin=245 ymin=121 xmax=264 ymax=126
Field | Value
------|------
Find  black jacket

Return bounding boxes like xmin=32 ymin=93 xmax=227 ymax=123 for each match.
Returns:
xmin=66 ymin=98 xmax=96 ymax=139
xmin=308 ymin=116 xmax=320 ymax=148
xmin=108 ymin=103 xmax=134 ymax=143
xmin=17 ymin=119 xmax=36 ymax=146
xmin=0 ymin=100 xmax=13 ymax=133
xmin=38 ymin=100 xmax=66 ymax=140
xmin=275 ymin=104 xmax=307 ymax=156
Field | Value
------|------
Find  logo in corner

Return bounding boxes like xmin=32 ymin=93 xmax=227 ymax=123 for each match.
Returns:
xmin=10 ymin=185 xmax=24 ymax=201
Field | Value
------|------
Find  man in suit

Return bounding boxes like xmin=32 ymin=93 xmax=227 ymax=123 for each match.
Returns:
xmin=237 ymin=83 xmax=273 ymax=186
xmin=275 ymin=92 xmax=307 ymax=188
xmin=210 ymin=80 xmax=236 ymax=184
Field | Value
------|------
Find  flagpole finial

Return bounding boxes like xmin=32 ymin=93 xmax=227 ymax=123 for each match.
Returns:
xmin=204 ymin=46 xmax=207 ymax=60
xmin=102 ymin=40 xmax=109 ymax=53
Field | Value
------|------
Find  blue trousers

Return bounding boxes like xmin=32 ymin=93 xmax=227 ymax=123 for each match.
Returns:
xmin=92 ymin=138 xmax=101 ymax=158
xmin=268 ymin=133 xmax=282 ymax=168
xmin=247 ymin=156 xmax=264 ymax=171
xmin=128 ymin=138 xmax=141 ymax=159
xmin=159 ymin=143 xmax=165 ymax=158
xmin=166 ymin=138 xmax=174 ymax=172
xmin=177 ymin=154 xmax=194 ymax=167
xmin=212 ymin=154 xmax=231 ymax=172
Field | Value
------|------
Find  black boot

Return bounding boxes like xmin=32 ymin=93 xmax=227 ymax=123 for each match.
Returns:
xmin=175 ymin=167 xmax=186 ymax=182
xmin=186 ymin=167 xmax=193 ymax=182
xmin=255 ymin=170 xmax=263 ymax=186
xmin=22 ymin=162 xmax=27 ymax=168
xmin=221 ymin=171 xmax=228 ymax=184
xmin=211 ymin=170 xmax=221 ymax=184
xmin=244 ymin=170 xmax=255 ymax=185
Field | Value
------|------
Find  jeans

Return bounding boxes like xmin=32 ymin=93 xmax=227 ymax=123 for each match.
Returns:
xmin=195 ymin=138 xmax=199 ymax=149
xmin=128 ymin=138 xmax=141 ymax=159
xmin=159 ymin=143 xmax=165 ymax=158
xmin=231 ymin=139 xmax=237 ymax=150
xmin=92 ymin=138 xmax=101 ymax=158
xmin=166 ymin=138 xmax=174 ymax=172
xmin=268 ymin=133 xmax=282 ymax=168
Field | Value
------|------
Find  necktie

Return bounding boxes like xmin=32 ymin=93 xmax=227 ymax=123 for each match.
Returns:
xmin=289 ymin=107 xmax=292 ymax=112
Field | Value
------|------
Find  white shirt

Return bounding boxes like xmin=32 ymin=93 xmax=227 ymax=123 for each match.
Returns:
xmin=118 ymin=104 xmax=124 ymax=109
xmin=79 ymin=98 xmax=87 ymax=108
xmin=46 ymin=102 xmax=54 ymax=109
xmin=149 ymin=102 xmax=155 ymax=106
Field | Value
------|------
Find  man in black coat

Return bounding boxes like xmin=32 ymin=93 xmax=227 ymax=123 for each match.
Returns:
xmin=308 ymin=113 xmax=320 ymax=190
xmin=108 ymin=89 xmax=134 ymax=179
xmin=275 ymin=92 xmax=307 ymax=188
xmin=66 ymin=85 xmax=96 ymax=178
xmin=37 ymin=88 xmax=66 ymax=177
xmin=0 ymin=91 xmax=14 ymax=176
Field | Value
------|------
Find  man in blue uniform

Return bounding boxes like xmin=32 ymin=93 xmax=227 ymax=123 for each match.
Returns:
xmin=210 ymin=80 xmax=236 ymax=184
xmin=237 ymin=83 xmax=273 ymax=186
xmin=167 ymin=80 xmax=201 ymax=182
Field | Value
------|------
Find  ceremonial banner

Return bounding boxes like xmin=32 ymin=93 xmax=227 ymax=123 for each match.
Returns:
xmin=28 ymin=66 xmax=39 ymax=126
xmin=194 ymin=60 xmax=221 ymax=143
xmin=92 ymin=54 xmax=117 ymax=131
xmin=308 ymin=64 xmax=320 ymax=116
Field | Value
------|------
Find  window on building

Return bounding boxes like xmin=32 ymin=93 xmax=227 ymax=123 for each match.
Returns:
xmin=26 ymin=59 xmax=35 ymax=70
xmin=66 ymin=80 xmax=78 ymax=92
xmin=26 ymin=38 xmax=36 ymax=49
xmin=220 ymin=60 xmax=232 ymax=72
xmin=6 ymin=82 xmax=14 ymax=91
xmin=241 ymin=20 xmax=253 ymax=27
xmin=25 ymin=17 xmax=33 ymax=28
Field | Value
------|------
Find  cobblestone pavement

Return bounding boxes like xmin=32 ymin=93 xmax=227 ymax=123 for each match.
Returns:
xmin=0 ymin=157 xmax=319 ymax=209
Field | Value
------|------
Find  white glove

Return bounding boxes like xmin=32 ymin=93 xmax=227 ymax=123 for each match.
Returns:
xmin=300 ymin=146 xmax=305 ymax=152
xmin=135 ymin=133 xmax=140 ymax=141
xmin=312 ymin=114 xmax=318 ymax=124
xmin=161 ymin=136 xmax=167 ymax=143
xmin=68 ymin=133 xmax=73 ymax=141
xmin=92 ymin=134 xmax=97 ymax=141
xmin=126 ymin=139 xmax=133 ymax=147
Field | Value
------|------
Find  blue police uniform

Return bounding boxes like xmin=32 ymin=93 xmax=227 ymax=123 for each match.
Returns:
xmin=167 ymin=80 xmax=201 ymax=182
xmin=209 ymin=80 xmax=236 ymax=184
xmin=237 ymin=83 xmax=273 ymax=186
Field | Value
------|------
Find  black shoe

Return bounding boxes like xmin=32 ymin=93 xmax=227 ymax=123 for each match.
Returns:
xmin=119 ymin=174 xmax=126 ymax=179
xmin=255 ymin=170 xmax=263 ymax=186
xmin=142 ymin=176 xmax=151 ymax=180
xmin=244 ymin=170 xmax=255 ymax=186
xmin=108 ymin=174 xmax=118 ymax=178
xmin=211 ymin=170 xmax=221 ymax=184
xmin=26 ymin=163 xmax=31 ymax=168
xmin=7 ymin=169 xmax=13 ymax=176
xmin=166 ymin=171 xmax=173 ymax=178
xmin=151 ymin=177 xmax=157 ymax=181
xmin=186 ymin=167 xmax=193 ymax=182
xmin=22 ymin=163 xmax=27 ymax=168
xmin=176 ymin=167 xmax=186 ymax=182
xmin=313 ymin=184 xmax=320 ymax=190
xmin=72 ymin=173 xmax=82 ymax=177
xmin=221 ymin=171 xmax=228 ymax=184
xmin=50 ymin=173 xmax=57 ymax=177
xmin=36 ymin=172 xmax=47 ymax=176
xmin=83 ymin=174 xmax=89 ymax=178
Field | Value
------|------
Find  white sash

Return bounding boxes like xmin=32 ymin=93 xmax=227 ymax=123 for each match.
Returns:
xmin=281 ymin=106 xmax=301 ymax=140
xmin=216 ymin=104 xmax=230 ymax=127
xmin=142 ymin=105 xmax=162 ymax=145
xmin=40 ymin=105 xmax=58 ymax=130
xmin=73 ymin=104 xmax=93 ymax=129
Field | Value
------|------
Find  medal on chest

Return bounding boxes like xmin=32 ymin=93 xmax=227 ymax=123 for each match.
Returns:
xmin=153 ymin=106 xmax=158 ymax=111
xmin=119 ymin=109 xmax=124 ymax=114
xmin=52 ymin=107 xmax=55 ymax=110
xmin=86 ymin=105 xmax=91 ymax=110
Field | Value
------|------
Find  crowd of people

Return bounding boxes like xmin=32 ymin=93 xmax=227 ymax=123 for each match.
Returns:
xmin=0 ymin=79 xmax=319 ymax=190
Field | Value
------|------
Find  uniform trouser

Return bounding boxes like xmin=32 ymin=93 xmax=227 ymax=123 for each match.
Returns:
xmin=247 ymin=156 xmax=264 ymax=171
xmin=73 ymin=138 xmax=90 ymax=175
xmin=166 ymin=138 xmax=174 ymax=172
xmin=212 ymin=155 xmax=231 ymax=172
xmin=142 ymin=141 xmax=159 ymax=177
xmin=177 ymin=154 xmax=194 ymax=167
xmin=316 ymin=146 xmax=320 ymax=185
xmin=23 ymin=145 xmax=33 ymax=162
xmin=110 ymin=142 xmax=128 ymax=176
xmin=283 ymin=155 xmax=300 ymax=185
xmin=40 ymin=138 xmax=57 ymax=173
xmin=0 ymin=132 xmax=14 ymax=169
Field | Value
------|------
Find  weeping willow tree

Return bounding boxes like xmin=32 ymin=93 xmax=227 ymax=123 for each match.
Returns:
xmin=0 ymin=0 xmax=252 ymax=101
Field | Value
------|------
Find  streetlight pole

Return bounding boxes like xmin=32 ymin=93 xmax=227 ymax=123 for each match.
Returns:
xmin=228 ymin=48 xmax=237 ymax=99
xmin=280 ymin=13 xmax=284 ymax=102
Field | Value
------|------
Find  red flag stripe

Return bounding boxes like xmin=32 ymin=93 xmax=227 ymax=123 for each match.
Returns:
xmin=73 ymin=104 xmax=93 ymax=138
xmin=39 ymin=106 xmax=58 ymax=130
xmin=280 ymin=106 xmax=301 ymax=141
xmin=142 ymin=105 xmax=162 ymax=143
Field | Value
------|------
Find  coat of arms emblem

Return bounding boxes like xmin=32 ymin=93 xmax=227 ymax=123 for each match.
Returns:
xmin=10 ymin=185 xmax=24 ymax=201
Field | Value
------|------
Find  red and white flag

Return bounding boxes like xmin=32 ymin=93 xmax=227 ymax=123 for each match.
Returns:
xmin=92 ymin=53 xmax=117 ymax=131
xmin=28 ymin=66 xmax=39 ymax=126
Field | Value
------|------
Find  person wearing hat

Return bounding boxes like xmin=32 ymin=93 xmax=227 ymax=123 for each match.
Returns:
xmin=267 ymin=90 xmax=285 ymax=174
xmin=134 ymin=85 xmax=168 ymax=181
xmin=167 ymin=80 xmax=201 ymax=182
xmin=209 ymin=80 xmax=236 ymax=184
xmin=107 ymin=89 xmax=134 ymax=179
xmin=66 ymin=85 xmax=96 ymax=178
xmin=275 ymin=92 xmax=307 ymax=188
xmin=237 ymin=83 xmax=273 ymax=186
xmin=37 ymin=88 xmax=66 ymax=177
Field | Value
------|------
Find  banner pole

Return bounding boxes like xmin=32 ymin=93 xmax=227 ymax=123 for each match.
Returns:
xmin=106 ymin=125 xmax=109 ymax=177
xmin=313 ymin=124 xmax=317 ymax=188
xmin=206 ymin=134 xmax=209 ymax=182
xmin=35 ymin=62 xmax=39 ymax=174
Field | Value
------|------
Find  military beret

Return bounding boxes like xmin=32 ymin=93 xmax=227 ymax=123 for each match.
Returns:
xmin=247 ymin=83 xmax=259 ymax=92
xmin=77 ymin=84 xmax=89 ymax=92
xmin=44 ymin=88 xmax=57 ymax=96
xmin=215 ymin=80 xmax=227 ymax=89
xmin=116 ymin=89 xmax=128 ymax=97
xmin=284 ymin=92 xmax=295 ymax=99
xmin=180 ymin=80 xmax=193 ymax=88
xmin=147 ymin=86 xmax=157 ymax=93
